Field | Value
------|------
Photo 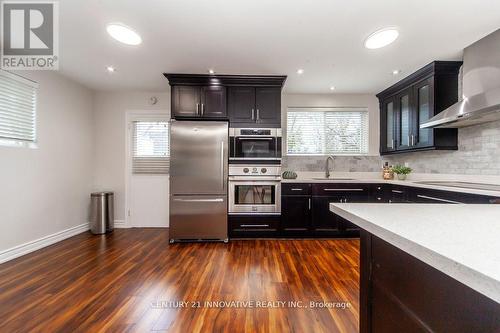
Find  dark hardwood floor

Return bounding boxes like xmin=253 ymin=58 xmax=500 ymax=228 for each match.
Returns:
xmin=0 ymin=229 xmax=360 ymax=332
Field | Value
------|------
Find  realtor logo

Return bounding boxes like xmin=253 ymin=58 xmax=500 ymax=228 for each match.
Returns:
xmin=1 ymin=1 xmax=59 ymax=70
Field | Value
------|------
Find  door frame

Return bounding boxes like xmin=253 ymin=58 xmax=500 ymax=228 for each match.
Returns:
xmin=125 ymin=111 xmax=170 ymax=228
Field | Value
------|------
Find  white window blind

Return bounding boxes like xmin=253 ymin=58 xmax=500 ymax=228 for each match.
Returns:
xmin=287 ymin=107 xmax=369 ymax=155
xmin=0 ymin=70 xmax=37 ymax=144
xmin=132 ymin=121 xmax=169 ymax=174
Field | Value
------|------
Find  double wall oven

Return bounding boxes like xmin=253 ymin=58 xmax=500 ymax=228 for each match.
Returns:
xmin=228 ymin=128 xmax=282 ymax=215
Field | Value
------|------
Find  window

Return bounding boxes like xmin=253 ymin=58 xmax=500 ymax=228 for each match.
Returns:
xmin=0 ymin=70 xmax=37 ymax=147
xmin=287 ymin=107 xmax=369 ymax=155
xmin=132 ymin=121 xmax=169 ymax=174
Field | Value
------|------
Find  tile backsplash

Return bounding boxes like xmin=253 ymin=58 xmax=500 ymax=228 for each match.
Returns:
xmin=385 ymin=120 xmax=500 ymax=175
xmin=283 ymin=119 xmax=500 ymax=175
xmin=282 ymin=156 xmax=382 ymax=172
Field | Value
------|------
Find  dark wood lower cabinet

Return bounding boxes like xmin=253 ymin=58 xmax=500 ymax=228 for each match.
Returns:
xmin=280 ymin=195 xmax=311 ymax=236
xmin=229 ymin=182 xmax=500 ymax=239
xmin=360 ymin=230 xmax=500 ymax=333
xmin=228 ymin=215 xmax=280 ymax=238
xmin=311 ymin=196 xmax=342 ymax=236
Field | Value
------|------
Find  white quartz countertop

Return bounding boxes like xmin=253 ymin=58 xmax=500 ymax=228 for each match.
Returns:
xmin=281 ymin=172 xmax=500 ymax=197
xmin=329 ymin=203 xmax=500 ymax=303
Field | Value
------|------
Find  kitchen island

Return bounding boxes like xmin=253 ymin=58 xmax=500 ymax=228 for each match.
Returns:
xmin=330 ymin=203 xmax=500 ymax=332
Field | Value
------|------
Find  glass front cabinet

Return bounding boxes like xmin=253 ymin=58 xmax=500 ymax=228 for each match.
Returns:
xmin=377 ymin=61 xmax=461 ymax=155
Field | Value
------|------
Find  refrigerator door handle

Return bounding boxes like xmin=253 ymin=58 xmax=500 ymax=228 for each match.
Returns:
xmin=221 ymin=141 xmax=225 ymax=191
xmin=173 ymin=198 xmax=224 ymax=202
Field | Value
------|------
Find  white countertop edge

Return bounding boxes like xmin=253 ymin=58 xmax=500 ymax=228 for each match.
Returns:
xmin=329 ymin=203 xmax=500 ymax=304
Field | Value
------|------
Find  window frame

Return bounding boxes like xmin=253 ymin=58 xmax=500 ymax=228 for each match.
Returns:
xmin=285 ymin=107 xmax=369 ymax=156
xmin=0 ymin=70 xmax=38 ymax=149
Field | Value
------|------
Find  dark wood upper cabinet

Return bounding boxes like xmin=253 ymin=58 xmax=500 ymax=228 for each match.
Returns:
xmin=171 ymin=85 xmax=226 ymax=119
xmin=201 ymin=86 xmax=227 ymax=118
xmin=395 ymin=88 xmax=412 ymax=151
xmin=380 ymin=97 xmax=397 ymax=153
xmin=172 ymin=86 xmax=201 ymax=118
xmin=228 ymin=86 xmax=281 ymax=127
xmin=255 ymin=87 xmax=281 ymax=126
xmin=228 ymin=87 xmax=255 ymax=123
xmin=164 ymin=74 xmax=286 ymax=124
xmin=377 ymin=61 xmax=462 ymax=155
xmin=413 ymin=77 xmax=435 ymax=148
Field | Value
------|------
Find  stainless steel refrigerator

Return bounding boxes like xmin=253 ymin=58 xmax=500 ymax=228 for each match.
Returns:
xmin=169 ymin=120 xmax=228 ymax=243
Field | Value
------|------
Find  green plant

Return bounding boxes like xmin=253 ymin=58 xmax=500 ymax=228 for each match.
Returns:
xmin=392 ymin=165 xmax=412 ymax=175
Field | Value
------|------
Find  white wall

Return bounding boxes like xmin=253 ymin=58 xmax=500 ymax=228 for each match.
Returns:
xmin=282 ymin=93 xmax=380 ymax=155
xmin=92 ymin=91 xmax=170 ymax=223
xmin=0 ymin=71 xmax=94 ymax=253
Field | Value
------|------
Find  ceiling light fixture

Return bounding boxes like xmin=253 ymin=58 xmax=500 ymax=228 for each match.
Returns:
xmin=208 ymin=69 xmax=215 ymax=74
xmin=106 ymin=66 xmax=115 ymax=73
xmin=106 ymin=23 xmax=142 ymax=45
xmin=330 ymin=86 xmax=336 ymax=91
xmin=392 ymin=69 xmax=401 ymax=75
xmin=364 ymin=27 xmax=399 ymax=49
xmin=297 ymin=69 xmax=304 ymax=75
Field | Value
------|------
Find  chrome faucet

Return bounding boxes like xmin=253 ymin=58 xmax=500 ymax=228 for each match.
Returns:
xmin=325 ymin=155 xmax=335 ymax=178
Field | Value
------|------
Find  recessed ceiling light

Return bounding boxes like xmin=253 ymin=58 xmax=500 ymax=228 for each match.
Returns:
xmin=208 ymin=69 xmax=215 ymax=74
xmin=297 ymin=69 xmax=304 ymax=75
xmin=364 ymin=27 xmax=399 ymax=49
xmin=330 ymin=86 xmax=336 ymax=91
xmin=106 ymin=66 xmax=115 ymax=73
xmin=392 ymin=69 xmax=401 ymax=75
xmin=106 ymin=23 xmax=142 ymax=45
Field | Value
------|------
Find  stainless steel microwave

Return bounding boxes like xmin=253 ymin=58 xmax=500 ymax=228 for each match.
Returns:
xmin=229 ymin=128 xmax=282 ymax=164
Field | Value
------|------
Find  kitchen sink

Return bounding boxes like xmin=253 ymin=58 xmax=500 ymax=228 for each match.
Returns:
xmin=311 ymin=177 xmax=354 ymax=180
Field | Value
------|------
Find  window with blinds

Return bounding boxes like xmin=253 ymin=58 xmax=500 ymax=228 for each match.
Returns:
xmin=0 ymin=70 xmax=37 ymax=145
xmin=132 ymin=121 xmax=169 ymax=174
xmin=287 ymin=107 xmax=369 ymax=155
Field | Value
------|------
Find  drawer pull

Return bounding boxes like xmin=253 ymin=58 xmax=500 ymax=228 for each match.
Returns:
xmin=291 ymin=188 xmax=303 ymax=191
xmin=416 ymin=195 xmax=461 ymax=204
xmin=324 ymin=188 xmax=364 ymax=192
xmin=391 ymin=190 xmax=404 ymax=194
xmin=240 ymin=224 xmax=270 ymax=228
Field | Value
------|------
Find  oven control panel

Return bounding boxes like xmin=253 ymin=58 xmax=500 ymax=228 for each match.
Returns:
xmin=229 ymin=165 xmax=281 ymax=177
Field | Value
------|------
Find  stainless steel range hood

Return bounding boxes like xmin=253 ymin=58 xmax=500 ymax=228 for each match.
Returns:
xmin=421 ymin=29 xmax=500 ymax=129
xmin=420 ymin=87 xmax=500 ymax=129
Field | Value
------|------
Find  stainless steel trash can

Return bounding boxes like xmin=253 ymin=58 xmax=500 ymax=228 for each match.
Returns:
xmin=90 ymin=192 xmax=114 ymax=234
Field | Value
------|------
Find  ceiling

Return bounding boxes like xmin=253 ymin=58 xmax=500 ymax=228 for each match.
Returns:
xmin=58 ymin=0 xmax=500 ymax=94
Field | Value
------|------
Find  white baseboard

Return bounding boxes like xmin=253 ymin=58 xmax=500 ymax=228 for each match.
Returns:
xmin=114 ymin=220 xmax=127 ymax=228
xmin=0 ymin=223 xmax=89 ymax=264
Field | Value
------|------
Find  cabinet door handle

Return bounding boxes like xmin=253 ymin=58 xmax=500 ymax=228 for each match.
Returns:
xmin=196 ymin=103 xmax=200 ymax=115
xmin=201 ymin=103 xmax=204 ymax=115
xmin=251 ymin=109 xmax=255 ymax=120
xmin=416 ymin=195 xmax=461 ymax=204
xmin=324 ymin=188 xmax=364 ymax=192
xmin=391 ymin=190 xmax=404 ymax=194
xmin=308 ymin=198 xmax=311 ymax=210
xmin=407 ymin=135 xmax=411 ymax=146
xmin=173 ymin=198 xmax=224 ymax=202
xmin=291 ymin=188 xmax=303 ymax=191
xmin=391 ymin=139 xmax=395 ymax=149
xmin=256 ymin=109 xmax=260 ymax=121
xmin=241 ymin=224 xmax=269 ymax=228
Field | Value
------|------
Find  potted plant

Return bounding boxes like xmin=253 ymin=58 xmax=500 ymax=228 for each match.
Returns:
xmin=392 ymin=165 xmax=412 ymax=180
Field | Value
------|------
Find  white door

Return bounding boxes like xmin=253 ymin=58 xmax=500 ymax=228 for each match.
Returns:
xmin=127 ymin=114 xmax=170 ymax=227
